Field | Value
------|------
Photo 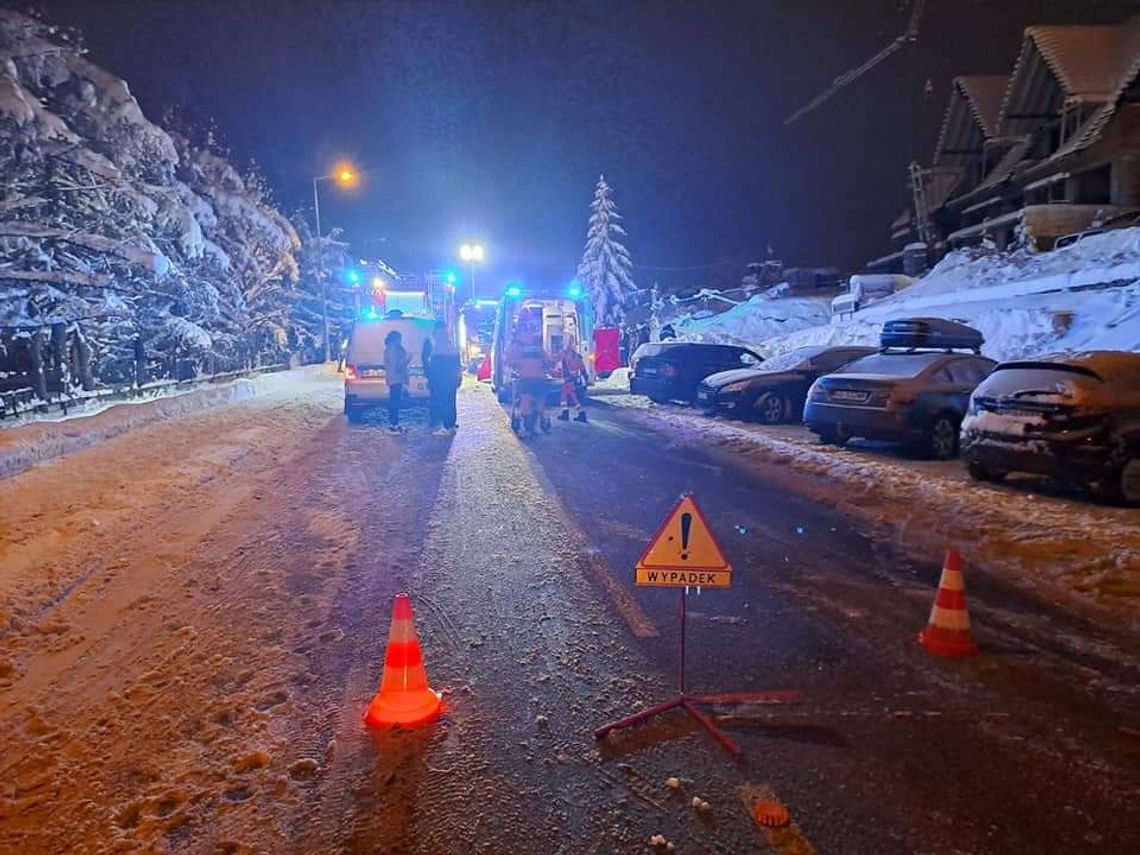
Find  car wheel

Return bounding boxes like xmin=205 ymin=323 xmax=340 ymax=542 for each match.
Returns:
xmin=967 ymin=461 xmax=1007 ymax=483
xmin=756 ymin=392 xmax=785 ymax=425
xmin=928 ymin=414 xmax=960 ymax=460
xmin=1098 ymin=457 xmax=1140 ymax=506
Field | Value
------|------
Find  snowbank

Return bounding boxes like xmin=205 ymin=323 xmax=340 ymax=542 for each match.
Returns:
xmin=880 ymin=229 xmax=1140 ymax=303
xmin=665 ymin=230 xmax=1140 ymax=362
xmin=671 ymin=294 xmax=832 ymax=347
xmin=0 ymin=367 xmax=319 ymax=480
xmin=755 ymin=234 xmax=1140 ymax=361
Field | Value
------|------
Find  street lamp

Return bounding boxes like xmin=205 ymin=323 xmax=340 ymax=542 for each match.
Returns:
xmin=459 ymin=242 xmax=485 ymax=302
xmin=312 ymin=163 xmax=359 ymax=361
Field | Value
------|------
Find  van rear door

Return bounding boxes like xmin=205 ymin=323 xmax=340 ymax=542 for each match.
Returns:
xmin=346 ymin=324 xmax=387 ymax=377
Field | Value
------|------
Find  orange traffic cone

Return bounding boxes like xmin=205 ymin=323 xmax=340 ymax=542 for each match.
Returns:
xmin=364 ymin=593 xmax=442 ymax=728
xmin=918 ymin=549 xmax=978 ymax=657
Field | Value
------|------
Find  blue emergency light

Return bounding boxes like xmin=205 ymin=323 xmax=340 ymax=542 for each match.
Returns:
xmin=362 ymin=305 xmax=380 ymax=320
xmin=504 ymin=284 xmax=523 ymax=299
xmin=566 ymin=282 xmax=583 ymax=300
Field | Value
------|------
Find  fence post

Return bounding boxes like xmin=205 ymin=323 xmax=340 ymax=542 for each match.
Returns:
xmin=74 ymin=326 xmax=95 ymax=391
xmin=30 ymin=328 xmax=48 ymax=403
xmin=134 ymin=335 xmax=146 ymax=389
xmin=50 ymin=322 xmax=66 ymax=396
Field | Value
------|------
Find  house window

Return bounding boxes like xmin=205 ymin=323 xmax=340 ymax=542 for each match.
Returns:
xmin=1075 ymin=163 xmax=1112 ymax=205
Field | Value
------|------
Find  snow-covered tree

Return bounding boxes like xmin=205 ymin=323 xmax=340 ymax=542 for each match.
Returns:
xmin=577 ymin=175 xmax=635 ymax=327
xmin=0 ymin=8 xmax=306 ymax=397
xmin=291 ymin=220 xmax=354 ymax=360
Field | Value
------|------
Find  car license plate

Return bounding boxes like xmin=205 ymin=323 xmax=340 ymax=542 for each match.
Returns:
xmin=641 ymin=366 xmax=657 ymax=375
xmin=830 ymin=389 xmax=869 ymax=403
xmin=361 ymin=369 xmax=383 ymax=378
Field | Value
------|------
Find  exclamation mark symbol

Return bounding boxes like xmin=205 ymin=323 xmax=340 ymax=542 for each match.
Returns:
xmin=680 ymin=512 xmax=692 ymax=561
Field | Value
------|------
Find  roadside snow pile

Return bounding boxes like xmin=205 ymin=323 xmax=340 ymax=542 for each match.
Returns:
xmin=874 ymin=229 xmax=1140 ymax=303
xmin=756 ymin=236 xmax=1140 ymax=361
xmin=593 ymin=366 xmax=630 ymax=391
xmin=0 ymin=366 xmax=325 ymax=480
xmin=671 ymin=294 xmax=831 ymax=347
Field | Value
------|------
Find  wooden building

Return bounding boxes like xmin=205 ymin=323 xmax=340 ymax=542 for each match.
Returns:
xmin=871 ymin=14 xmax=1140 ymax=272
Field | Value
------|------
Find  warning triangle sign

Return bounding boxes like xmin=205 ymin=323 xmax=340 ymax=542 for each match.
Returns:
xmin=635 ymin=494 xmax=731 ymax=574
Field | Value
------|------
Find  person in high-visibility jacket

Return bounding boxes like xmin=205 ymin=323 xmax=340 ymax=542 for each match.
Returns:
xmin=507 ymin=319 xmax=550 ymax=437
xmin=556 ymin=339 xmax=588 ymax=423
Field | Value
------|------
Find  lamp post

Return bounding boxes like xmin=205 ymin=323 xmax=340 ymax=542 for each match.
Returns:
xmin=459 ymin=242 xmax=485 ymax=303
xmin=312 ymin=164 xmax=358 ymax=361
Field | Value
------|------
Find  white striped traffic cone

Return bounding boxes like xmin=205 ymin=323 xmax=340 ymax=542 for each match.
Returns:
xmin=918 ymin=549 xmax=978 ymax=658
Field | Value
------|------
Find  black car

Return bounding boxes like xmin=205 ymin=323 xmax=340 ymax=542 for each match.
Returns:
xmin=803 ymin=319 xmax=996 ymax=459
xmin=961 ymin=351 xmax=1140 ymax=504
xmin=697 ymin=345 xmax=877 ymax=423
xmin=629 ymin=342 xmax=763 ymax=404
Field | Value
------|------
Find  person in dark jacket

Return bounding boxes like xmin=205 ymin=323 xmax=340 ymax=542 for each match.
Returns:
xmin=424 ymin=321 xmax=461 ymax=434
xmin=383 ymin=329 xmax=409 ymax=433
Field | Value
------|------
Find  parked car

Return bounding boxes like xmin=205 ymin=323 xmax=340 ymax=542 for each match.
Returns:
xmin=803 ymin=319 xmax=996 ymax=459
xmin=1053 ymin=210 xmax=1140 ymax=249
xmin=697 ymin=345 xmax=876 ymax=423
xmin=961 ymin=351 xmax=1140 ymax=504
xmin=629 ymin=342 xmax=763 ymax=404
xmin=343 ymin=311 xmax=436 ymax=422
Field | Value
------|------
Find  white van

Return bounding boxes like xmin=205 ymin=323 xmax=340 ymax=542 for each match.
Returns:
xmin=343 ymin=311 xmax=436 ymax=421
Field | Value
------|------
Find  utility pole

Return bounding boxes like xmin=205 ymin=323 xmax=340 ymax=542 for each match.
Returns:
xmin=312 ymin=178 xmax=330 ymax=362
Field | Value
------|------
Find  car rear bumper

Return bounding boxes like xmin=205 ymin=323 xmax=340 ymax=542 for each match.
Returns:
xmin=803 ymin=401 xmax=917 ymax=442
xmin=961 ymin=430 xmax=1115 ymax=480
xmin=630 ymin=376 xmax=679 ymax=400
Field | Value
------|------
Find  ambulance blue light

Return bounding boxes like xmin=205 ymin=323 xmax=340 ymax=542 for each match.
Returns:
xmin=504 ymin=284 xmax=523 ymax=299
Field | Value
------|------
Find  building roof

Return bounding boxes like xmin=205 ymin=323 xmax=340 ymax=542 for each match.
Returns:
xmin=1026 ymin=25 xmax=1125 ymax=98
xmin=934 ymin=76 xmax=1008 ymax=166
xmin=1001 ymin=17 xmax=1140 ymax=135
xmin=1036 ymin=16 xmax=1140 ymax=164
xmin=957 ymin=76 xmax=1008 ymax=137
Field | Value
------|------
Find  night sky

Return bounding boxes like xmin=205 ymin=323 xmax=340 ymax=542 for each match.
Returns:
xmin=23 ymin=0 xmax=1140 ymax=293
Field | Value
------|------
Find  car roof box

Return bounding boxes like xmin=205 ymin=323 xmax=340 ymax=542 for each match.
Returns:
xmin=880 ymin=317 xmax=984 ymax=353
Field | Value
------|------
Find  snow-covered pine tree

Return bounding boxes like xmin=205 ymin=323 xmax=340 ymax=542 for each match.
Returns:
xmin=576 ymin=175 xmax=635 ymax=327
xmin=0 ymin=8 xmax=304 ymax=399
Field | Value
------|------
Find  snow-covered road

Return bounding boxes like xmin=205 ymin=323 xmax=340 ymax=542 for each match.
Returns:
xmin=598 ymin=389 xmax=1140 ymax=623
xmin=1 ymin=372 xmax=1137 ymax=853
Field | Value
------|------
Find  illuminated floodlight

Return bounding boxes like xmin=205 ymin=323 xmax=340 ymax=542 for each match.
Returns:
xmin=460 ymin=243 xmax=485 ymax=263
